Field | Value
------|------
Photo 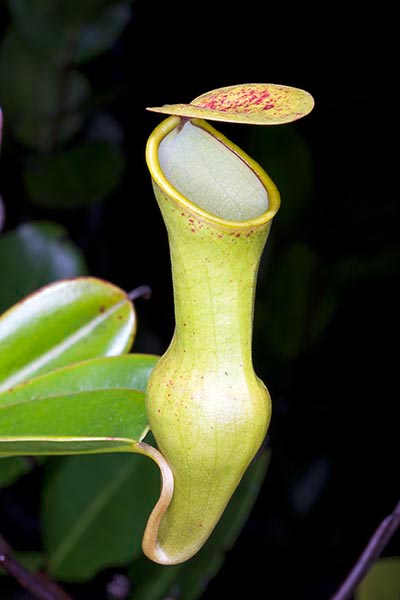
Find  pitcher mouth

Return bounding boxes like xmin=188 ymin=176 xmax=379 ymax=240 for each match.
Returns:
xmin=146 ymin=116 xmax=280 ymax=229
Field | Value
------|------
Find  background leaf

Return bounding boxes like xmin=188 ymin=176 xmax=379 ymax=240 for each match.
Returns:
xmin=0 ymin=456 xmax=33 ymax=489
xmin=42 ymin=451 xmax=160 ymax=581
xmin=0 ymin=28 xmax=89 ymax=150
xmin=129 ymin=449 xmax=270 ymax=600
xmin=72 ymin=3 xmax=132 ymax=64
xmin=0 ymin=222 xmax=87 ymax=313
xmin=8 ymin=0 xmax=132 ymax=65
xmin=23 ymin=141 xmax=125 ymax=208
xmin=356 ymin=557 xmax=400 ymax=600
xmin=0 ymin=277 xmax=135 ymax=392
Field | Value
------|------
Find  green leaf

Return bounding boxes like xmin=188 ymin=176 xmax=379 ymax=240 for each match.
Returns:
xmin=43 ymin=451 xmax=160 ymax=581
xmin=0 ymin=221 xmax=87 ymax=313
xmin=0 ymin=354 xmax=152 ymax=460
xmin=23 ymin=141 xmax=125 ymax=209
xmin=73 ymin=3 xmax=132 ymax=64
xmin=0 ymin=354 xmax=158 ymax=407
xmin=0 ymin=388 xmax=147 ymax=456
xmin=0 ymin=28 xmax=89 ymax=149
xmin=130 ymin=449 xmax=270 ymax=600
xmin=8 ymin=0 xmax=132 ymax=65
xmin=0 ymin=277 xmax=135 ymax=392
xmin=356 ymin=557 xmax=400 ymax=600
xmin=0 ymin=456 xmax=32 ymax=489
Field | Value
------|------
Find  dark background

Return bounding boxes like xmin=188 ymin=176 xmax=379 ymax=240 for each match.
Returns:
xmin=0 ymin=1 xmax=399 ymax=598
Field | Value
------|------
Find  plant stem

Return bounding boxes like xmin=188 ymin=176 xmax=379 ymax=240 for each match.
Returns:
xmin=0 ymin=535 xmax=73 ymax=600
xmin=330 ymin=498 xmax=400 ymax=600
xmin=128 ymin=285 xmax=152 ymax=301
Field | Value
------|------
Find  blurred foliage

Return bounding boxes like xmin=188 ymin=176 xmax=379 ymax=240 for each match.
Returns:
xmin=23 ymin=141 xmax=125 ymax=208
xmin=0 ymin=222 xmax=87 ymax=312
xmin=8 ymin=0 xmax=132 ymax=66
xmin=0 ymin=456 xmax=33 ymax=489
xmin=249 ymin=126 xmax=399 ymax=367
xmin=0 ymin=28 xmax=90 ymax=150
xmin=43 ymin=452 xmax=160 ymax=581
xmin=356 ymin=557 xmax=400 ymax=600
xmin=0 ymin=0 xmax=128 ymax=179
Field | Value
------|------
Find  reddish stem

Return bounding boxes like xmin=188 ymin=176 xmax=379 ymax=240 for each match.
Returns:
xmin=330 ymin=499 xmax=400 ymax=600
xmin=0 ymin=535 xmax=74 ymax=600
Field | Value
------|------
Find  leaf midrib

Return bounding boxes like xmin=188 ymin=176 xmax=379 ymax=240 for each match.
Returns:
xmin=48 ymin=457 xmax=136 ymax=573
xmin=0 ymin=387 xmax=143 ymax=410
xmin=0 ymin=298 xmax=128 ymax=392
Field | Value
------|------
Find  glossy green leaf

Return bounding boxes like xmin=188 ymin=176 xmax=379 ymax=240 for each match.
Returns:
xmin=356 ymin=557 xmax=400 ymax=600
xmin=0 ymin=388 xmax=147 ymax=457
xmin=0 ymin=222 xmax=87 ymax=313
xmin=23 ymin=141 xmax=125 ymax=208
xmin=8 ymin=0 xmax=132 ymax=65
xmin=130 ymin=449 xmax=270 ymax=600
xmin=43 ymin=451 xmax=160 ymax=581
xmin=0 ymin=456 xmax=32 ymax=489
xmin=0 ymin=354 xmax=158 ymax=407
xmin=0 ymin=28 xmax=89 ymax=149
xmin=0 ymin=277 xmax=135 ymax=392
